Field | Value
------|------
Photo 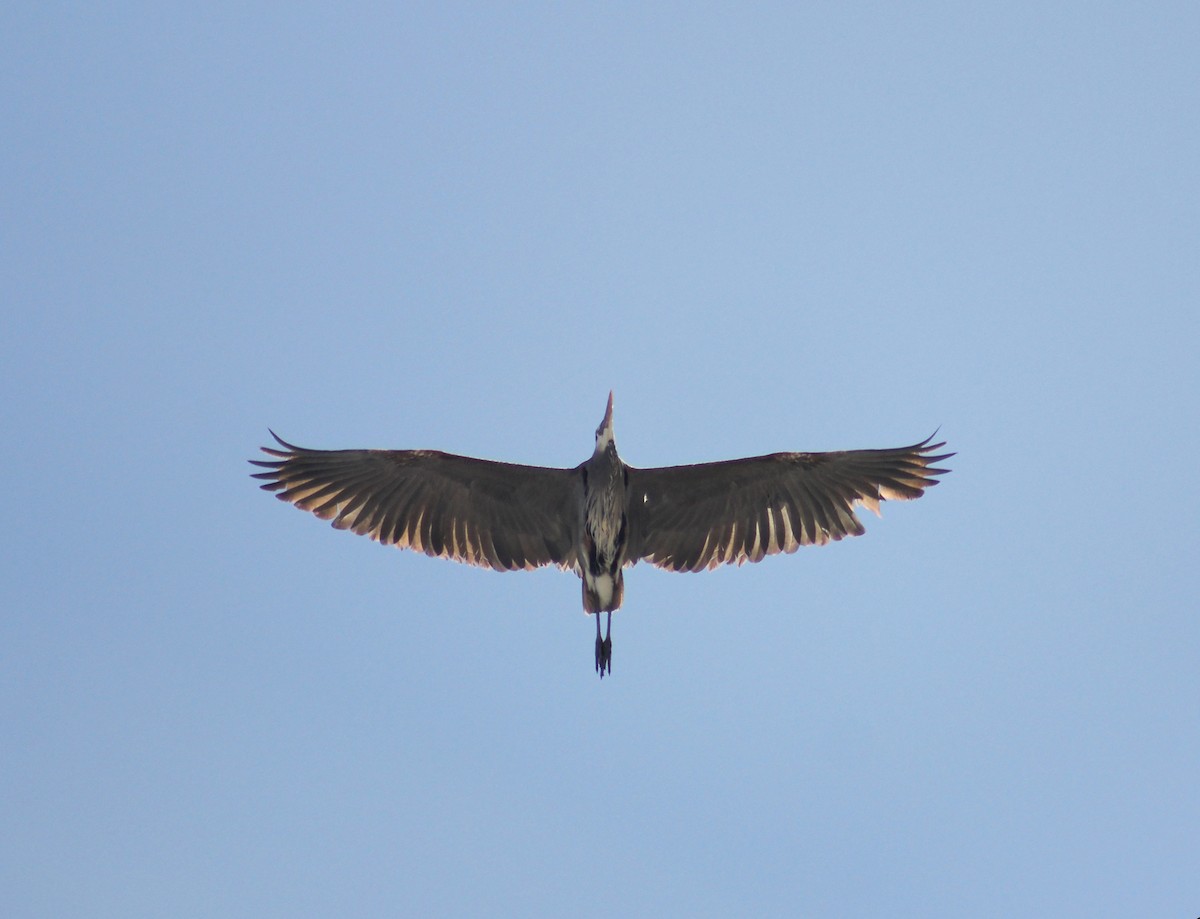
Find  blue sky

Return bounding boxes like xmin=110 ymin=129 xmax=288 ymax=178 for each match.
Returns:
xmin=3 ymin=3 xmax=1197 ymax=916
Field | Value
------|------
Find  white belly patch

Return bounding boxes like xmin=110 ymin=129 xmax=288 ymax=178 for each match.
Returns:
xmin=591 ymin=573 xmax=615 ymax=609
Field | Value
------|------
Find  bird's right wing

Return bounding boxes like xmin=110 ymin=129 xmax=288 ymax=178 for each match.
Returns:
xmin=624 ymin=435 xmax=952 ymax=572
xmin=251 ymin=433 xmax=583 ymax=571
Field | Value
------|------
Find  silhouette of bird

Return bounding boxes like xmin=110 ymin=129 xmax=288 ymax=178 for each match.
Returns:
xmin=251 ymin=393 xmax=952 ymax=677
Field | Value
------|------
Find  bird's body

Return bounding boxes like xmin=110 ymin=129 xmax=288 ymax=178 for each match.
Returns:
xmin=580 ymin=398 xmax=627 ymax=670
xmin=252 ymin=393 xmax=951 ymax=677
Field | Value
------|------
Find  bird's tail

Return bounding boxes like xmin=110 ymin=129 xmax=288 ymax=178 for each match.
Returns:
xmin=582 ymin=569 xmax=624 ymax=614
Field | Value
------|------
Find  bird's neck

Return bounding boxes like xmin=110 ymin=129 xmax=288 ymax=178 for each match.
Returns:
xmin=589 ymin=443 xmax=622 ymax=480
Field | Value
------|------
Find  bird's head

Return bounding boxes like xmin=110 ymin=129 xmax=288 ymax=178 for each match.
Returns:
xmin=594 ymin=391 xmax=616 ymax=454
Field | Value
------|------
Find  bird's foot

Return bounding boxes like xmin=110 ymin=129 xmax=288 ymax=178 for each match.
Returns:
xmin=594 ymin=635 xmax=612 ymax=678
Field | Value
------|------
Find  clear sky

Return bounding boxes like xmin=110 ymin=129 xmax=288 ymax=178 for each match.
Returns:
xmin=3 ymin=3 xmax=1197 ymax=917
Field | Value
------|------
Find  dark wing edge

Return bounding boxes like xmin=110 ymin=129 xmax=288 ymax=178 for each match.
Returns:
xmin=250 ymin=431 xmax=582 ymax=572
xmin=625 ymin=433 xmax=953 ymax=573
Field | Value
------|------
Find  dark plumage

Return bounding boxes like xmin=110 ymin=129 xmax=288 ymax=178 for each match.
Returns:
xmin=251 ymin=393 xmax=952 ymax=676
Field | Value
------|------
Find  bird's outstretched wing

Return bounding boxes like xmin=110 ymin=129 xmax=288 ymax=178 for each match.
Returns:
xmin=251 ymin=433 xmax=583 ymax=571
xmin=624 ymin=435 xmax=952 ymax=572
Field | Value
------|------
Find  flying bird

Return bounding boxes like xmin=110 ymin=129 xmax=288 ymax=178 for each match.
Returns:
xmin=251 ymin=393 xmax=951 ymax=677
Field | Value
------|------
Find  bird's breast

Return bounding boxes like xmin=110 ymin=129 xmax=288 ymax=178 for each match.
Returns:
xmin=585 ymin=489 xmax=624 ymax=562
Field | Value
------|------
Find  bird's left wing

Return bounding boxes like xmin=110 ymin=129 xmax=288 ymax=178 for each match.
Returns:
xmin=251 ymin=432 xmax=583 ymax=571
xmin=624 ymin=435 xmax=952 ymax=572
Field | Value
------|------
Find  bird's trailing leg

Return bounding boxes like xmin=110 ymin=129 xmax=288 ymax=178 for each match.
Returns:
xmin=594 ymin=611 xmax=612 ymax=678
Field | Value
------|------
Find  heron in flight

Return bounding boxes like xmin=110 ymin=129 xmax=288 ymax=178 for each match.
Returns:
xmin=251 ymin=393 xmax=951 ymax=677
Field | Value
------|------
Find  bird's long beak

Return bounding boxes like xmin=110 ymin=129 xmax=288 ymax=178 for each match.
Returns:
xmin=594 ymin=391 xmax=615 ymax=451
